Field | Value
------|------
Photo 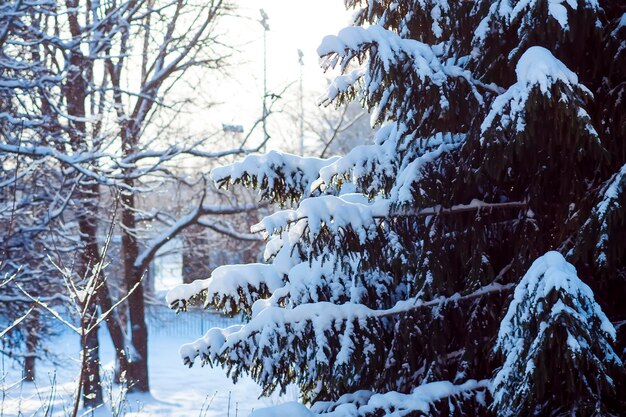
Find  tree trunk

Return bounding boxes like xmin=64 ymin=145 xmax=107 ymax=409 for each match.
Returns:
xmin=121 ymin=185 xmax=150 ymax=393
xmin=63 ymin=0 xmax=104 ymax=406
xmin=97 ymin=280 xmax=129 ymax=384
xmin=182 ymin=225 xmax=212 ymax=284
xmin=75 ymin=204 xmax=104 ymax=404
xmin=81 ymin=312 xmax=103 ymax=409
xmin=23 ymin=311 xmax=39 ymax=382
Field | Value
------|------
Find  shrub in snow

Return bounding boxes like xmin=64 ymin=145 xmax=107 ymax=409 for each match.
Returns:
xmin=169 ymin=0 xmax=626 ymax=415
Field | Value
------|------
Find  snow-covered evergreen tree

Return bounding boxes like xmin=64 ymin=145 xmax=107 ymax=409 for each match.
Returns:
xmin=169 ymin=1 xmax=626 ymax=415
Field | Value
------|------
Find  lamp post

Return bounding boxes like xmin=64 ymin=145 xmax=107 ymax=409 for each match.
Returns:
xmin=259 ymin=9 xmax=270 ymax=150
xmin=298 ymin=49 xmax=304 ymax=156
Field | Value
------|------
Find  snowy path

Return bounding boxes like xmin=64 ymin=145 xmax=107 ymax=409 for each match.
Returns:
xmin=0 ymin=325 xmax=296 ymax=417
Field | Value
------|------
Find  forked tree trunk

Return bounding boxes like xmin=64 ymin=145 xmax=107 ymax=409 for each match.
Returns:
xmin=64 ymin=0 xmax=104 ymax=405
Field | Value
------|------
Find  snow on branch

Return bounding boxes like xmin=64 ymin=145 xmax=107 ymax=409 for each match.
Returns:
xmin=344 ymin=0 xmax=457 ymax=41
xmin=475 ymin=0 xmax=602 ymax=42
xmin=496 ymin=252 xmax=616 ymax=351
xmin=312 ymin=123 xmax=403 ymax=196
xmin=312 ymin=125 xmax=467 ymax=202
xmin=391 ymin=139 xmax=464 ymax=204
xmin=166 ymin=263 xmax=284 ymax=316
xmin=0 ymin=140 xmax=270 ymax=191
xmin=252 ymin=194 xmax=389 ymax=243
xmin=252 ymin=193 xmax=526 ymax=243
xmin=591 ymin=164 xmax=626 ymax=265
xmin=250 ymin=379 xmax=490 ymax=417
xmin=0 ymin=307 xmax=34 ymax=339
xmin=120 ymin=144 xmax=267 ymax=165
xmin=318 ymin=25 xmax=447 ymax=81
xmin=481 ymin=46 xmax=596 ymax=137
xmin=179 ymin=281 xmax=512 ymax=367
xmin=134 ymin=201 xmax=260 ymax=271
xmin=325 ymin=68 xmax=365 ymax=103
xmin=318 ymin=24 xmax=495 ymax=112
xmin=0 ymin=143 xmax=125 ymax=188
xmin=211 ymin=151 xmax=340 ymax=205
xmin=493 ymin=251 xmax=622 ymax=415
xmin=197 ymin=218 xmax=263 ymax=242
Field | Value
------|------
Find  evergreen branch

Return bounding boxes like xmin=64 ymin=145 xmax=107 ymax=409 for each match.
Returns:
xmin=261 ymin=379 xmax=492 ymax=417
xmin=399 ymin=200 xmax=528 ymax=217
xmin=252 ymin=199 xmax=528 ymax=235
xmin=182 ymin=283 xmax=514 ymax=366
xmin=376 ymin=283 xmax=515 ymax=318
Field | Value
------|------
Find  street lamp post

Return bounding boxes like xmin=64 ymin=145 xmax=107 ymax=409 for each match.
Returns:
xmin=260 ymin=9 xmax=270 ymax=150
xmin=298 ymin=49 xmax=304 ymax=156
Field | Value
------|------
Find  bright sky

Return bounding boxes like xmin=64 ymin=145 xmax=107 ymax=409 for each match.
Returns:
xmin=202 ymin=0 xmax=354 ymax=147
xmin=152 ymin=1 xmax=355 ymax=284
xmin=239 ymin=0 xmax=353 ymax=86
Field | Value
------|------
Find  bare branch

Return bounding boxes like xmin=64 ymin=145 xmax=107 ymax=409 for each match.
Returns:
xmin=0 ymin=307 xmax=34 ymax=339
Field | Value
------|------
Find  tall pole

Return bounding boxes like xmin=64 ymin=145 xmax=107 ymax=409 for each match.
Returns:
xmin=260 ymin=9 xmax=270 ymax=150
xmin=298 ymin=49 xmax=304 ymax=156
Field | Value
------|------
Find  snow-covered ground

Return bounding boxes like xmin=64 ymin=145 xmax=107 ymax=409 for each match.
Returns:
xmin=0 ymin=318 xmax=297 ymax=417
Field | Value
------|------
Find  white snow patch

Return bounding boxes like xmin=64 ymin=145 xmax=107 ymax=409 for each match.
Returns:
xmin=515 ymin=46 xmax=579 ymax=93
xmin=481 ymin=47 xmax=592 ymax=137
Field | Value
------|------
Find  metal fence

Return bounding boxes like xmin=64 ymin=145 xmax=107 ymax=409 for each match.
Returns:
xmin=0 ymin=305 xmax=236 ymax=339
xmin=145 ymin=305 xmax=240 ymax=338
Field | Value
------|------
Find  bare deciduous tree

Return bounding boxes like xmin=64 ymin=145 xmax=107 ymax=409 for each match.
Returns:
xmin=1 ymin=0 xmax=279 ymax=407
